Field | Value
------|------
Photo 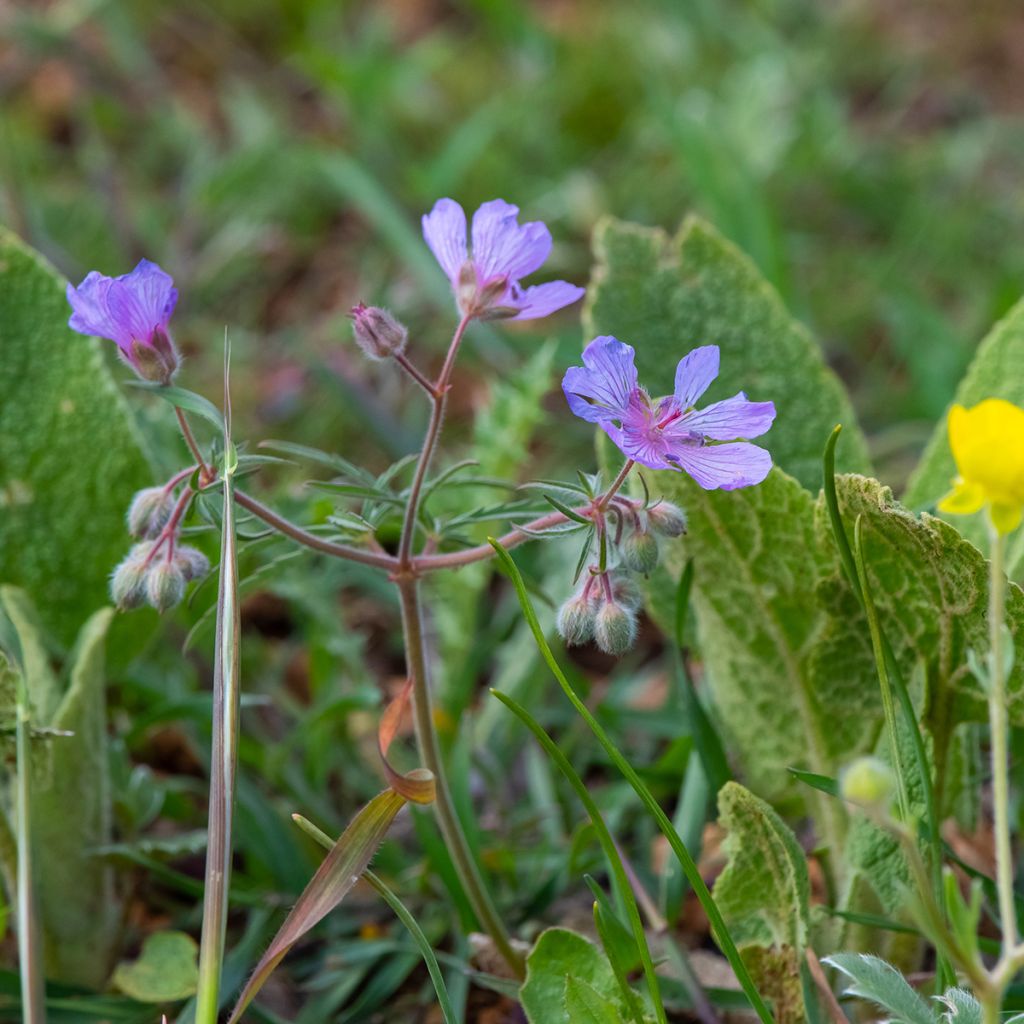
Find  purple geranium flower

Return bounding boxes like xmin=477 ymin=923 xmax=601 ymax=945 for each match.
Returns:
xmin=422 ymin=198 xmax=585 ymax=321
xmin=563 ymin=336 xmax=776 ymax=490
xmin=67 ymin=259 xmax=180 ymax=384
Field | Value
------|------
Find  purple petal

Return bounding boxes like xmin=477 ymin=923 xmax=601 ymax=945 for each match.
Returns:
xmin=471 ymin=199 xmax=552 ymax=282
xmin=684 ymin=393 xmax=776 ymax=440
xmin=422 ymin=198 xmax=468 ymax=282
xmin=562 ymin=336 xmax=638 ymax=423
xmin=673 ymin=346 xmax=720 ymax=408
xmin=106 ymin=260 xmax=177 ymax=345
xmin=67 ymin=272 xmax=127 ymax=347
xmin=511 ymin=280 xmax=585 ymax=321
xmin=672 ymin=442 xmax=772 ymax=490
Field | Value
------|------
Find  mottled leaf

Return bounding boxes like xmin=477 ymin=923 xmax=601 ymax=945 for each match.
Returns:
xmin=113 ymin=931 xmax=199 ymax=1003
xmin=585 ymin=215 xmax=869 ymax=490
xmin=0 ymin=228 xmax=151 ymax=646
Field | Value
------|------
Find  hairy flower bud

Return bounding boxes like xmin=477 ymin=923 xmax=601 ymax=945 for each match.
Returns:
xmin=594 ymin=602 xmax=638 ymax=656
xmin=351 ymin=303 xmax=408 ymax=361
xmin=610 ymin=573 xmax=643 ymax=612
xmin=127 ymin=487 xmax=175 ymax=539
xmin=840 ymin=757 xmax=894 ymax=809
xmin=175 ymin=546 xmax=210 ymax=581
xmin=647 ymin=502 xmax=687 ymax=538
xmin=557 ymin=591 xmax=596 ymax=647
xmin=110 ymin=542 xmax=157 ymax=610
xmin=620 ymin=529 xmax=659 ymax=574
xmin=146 ymin=560 xmax=186 ymax=613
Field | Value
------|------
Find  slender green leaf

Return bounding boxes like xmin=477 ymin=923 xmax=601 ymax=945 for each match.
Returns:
xmin=127 ymin=383 xmax=224 ymax=431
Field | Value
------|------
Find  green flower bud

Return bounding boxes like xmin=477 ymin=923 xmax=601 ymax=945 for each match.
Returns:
xmin=840 ymin=757 xmax=894 ymax=809
xmin=594 ymin=602 xmax=638 ymax=656
xmin=127 ymin=487 xmax=175 ymax=539
xmin=610 ymin=573 xmax=643 ymax=612
xmin=145 ymin=560 xmax=186 ymax=613
xmin=175 ymin=546 xmax=210 ymax=581
xmin=557 ymin=592 xmax=596 ymax=647
xmin=110 ymin=543 xmax=154 ymax=610
xmin=647 ymin=502 xmax=687 ymax=538
xmin=620 ymin=529 xmax=660 ymax=574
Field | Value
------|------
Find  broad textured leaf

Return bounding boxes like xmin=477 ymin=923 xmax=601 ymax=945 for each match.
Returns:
xmin=904 ymin=296 xmax=1024 ymax=575
xmin=113 ymin=931 xmax=199 ymax=1003
xmin=651 ymin=466 xmax=879 ymax=811
xmin=521 ymin=928 xmax=625 ymax=1024
xmin=714 ymin=782 xmax=809 ymax=1024
xmin=0 ymin=228 xmax=151 ymax=646
xmin=824 ymin=953 xmax=937 ymax=1024
xmin=820 ymin=475 xmax=1024 ymax=732
xmin=34 ymin=606 xmax=118 ymax=987
xmin=563 ymin=976 xmax=628 ymax=1024
xmin=228 ymin=789 xmax=408 ymax=1024
xmin=585 ymin=215 xmax=870 ymax=490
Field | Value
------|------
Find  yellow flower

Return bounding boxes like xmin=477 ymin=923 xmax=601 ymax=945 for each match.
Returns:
xmin=938 ymin=398 xmax=1024 ymax=535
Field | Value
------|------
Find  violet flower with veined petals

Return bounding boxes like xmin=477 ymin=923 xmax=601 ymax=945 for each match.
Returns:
xmin=563 ymin=336 xmax=776 ymax=490
xmin=422 ymin=198 xmax=585 ymax=321
xmin=67 ymin=259 xmax=180 ymax=384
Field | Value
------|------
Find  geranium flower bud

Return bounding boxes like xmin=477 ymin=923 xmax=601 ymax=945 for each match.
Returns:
xmin=109 ymin=541 xmax=155 ymax=610
xmin=350 ymin=303 xmax=408 ymax=361
xmin=840 ymin=757 xmax=894 ymax=809
xmin=620 ymin=529 xmax=660 ymax=574
xmin=647 ymin=502 xmax=687 ymax=538
xmin=594 ymin=602 xmax=637 ymax=656
xmin=557 ymin=592 xmax=596 ymax=647
xmin=127 ymin=487 xmax=175 ymax=539
xmin=609 ymin=573 xmax=643 ymax=612
xmin=175 ymin=546 xmax=210 ymax=581
xmin=145 ymin=560 xmax=186 ymax=613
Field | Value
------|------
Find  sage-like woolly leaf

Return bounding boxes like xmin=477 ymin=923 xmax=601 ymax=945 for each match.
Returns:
xmin=1 ymin=590 xmax=119 ymax=989
xmin=904 ymin=295 xmax=1024 ymax=576
xmin=113 ymin=931 xmax=199 ymax=1003
xmin=936 ymin=987 xmax=982 ymax=1024
xmin=0 ymin=228 xmax=150 ymax=645
xmin=584 ymin=215 xmax=870 ymax=490
xmin=227 ymin=789 xmax=407 ymax=1024
xmin=127 ymin=382 xmax=224 ymax=431
xmin=713 ymin=782 xmax=809 ymax=1024
xmin=521 ymin=928 xmax=626 ymax=1024
xmin=824 ymin=953 xmax=937 ymax=1024
xmin=650 ymin=466 xmax=878 ymax=816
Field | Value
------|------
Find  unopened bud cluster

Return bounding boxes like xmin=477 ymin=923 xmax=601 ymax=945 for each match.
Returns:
xmin=110 ymin=482 xmax=209 ymax=613
xmin=557 ymin=499 xmax=685 ymax=657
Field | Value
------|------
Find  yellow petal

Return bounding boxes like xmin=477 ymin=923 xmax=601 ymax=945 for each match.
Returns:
xmin=938 ymin=478 xmax=986 ymax=516
xmin=948 ymin=399 xmax=1024 ymax=506
xmin=989 ymin=502 xmax=1023 ymax=536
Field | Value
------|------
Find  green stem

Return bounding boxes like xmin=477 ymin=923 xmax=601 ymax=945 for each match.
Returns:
xmin=988 ymin=526 xmax=1016 ymax=959
xmin=15 ymin=670 xmax=44 ymax=1024
xmin=397 ymin=577 xmax=524 ymax=978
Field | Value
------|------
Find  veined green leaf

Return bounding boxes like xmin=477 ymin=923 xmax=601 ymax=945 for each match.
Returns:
xmin=127 ymin=382 xmax=224 ymax=431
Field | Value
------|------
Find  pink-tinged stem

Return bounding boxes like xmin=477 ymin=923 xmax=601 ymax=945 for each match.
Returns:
xmin=175 ymin=406 xmax=209 ymax=472
xmin=162 ymin=465 xmax=198 ymax=493
xmin=394 ymin=352 xmax=436 ymax=399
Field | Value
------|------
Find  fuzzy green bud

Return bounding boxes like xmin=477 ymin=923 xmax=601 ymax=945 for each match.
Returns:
xmin=145 ymin=560 xmax=186 ymax=613
xmin=350 ymin=303 xmax=408 ymax=360
xmin=110 ymin=542 xmax=155 ymax=610
xmin=594 ymin=602 xmax=638 ymax=656
xmin=127 ymin=486 xmax=175 ymax=539
xmin=175 ymin=546 xmax=210 ymax=581
xmin=620 ymin=529 xmax=660 ymax=574
xmin=840 ymin=757 xmax=894 ymax=809
xmin=610 ymin=573 xmax=643 ymax=612
xmin=647 ymin=502 xmax=687 ymax=538
xmin=557 ymin=592 xmax=597 ymax=647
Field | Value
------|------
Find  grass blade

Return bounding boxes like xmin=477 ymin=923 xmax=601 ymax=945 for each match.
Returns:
xmin=488 ymin=539 xmax=775 ymax=1024
xmin=227 ymin=789 xmax=408 ymax=1023
xmin=194 ymin=338 xmax=241 ymax=1024
xmin=292 ymin=815 xmax=458 ymax=1024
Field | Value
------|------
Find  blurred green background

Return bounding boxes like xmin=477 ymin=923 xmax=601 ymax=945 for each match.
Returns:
xmin=6 ymin=0 xmax=1024 ymax=483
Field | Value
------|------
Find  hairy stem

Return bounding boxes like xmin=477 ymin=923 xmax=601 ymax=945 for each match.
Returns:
xmin=989 ymin=526 xmax=1016 ymax=959
xmin=176 ymin=406 xmax=209 ymax=472
xmin=397 ymin=577 xmax=524 ymax=977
